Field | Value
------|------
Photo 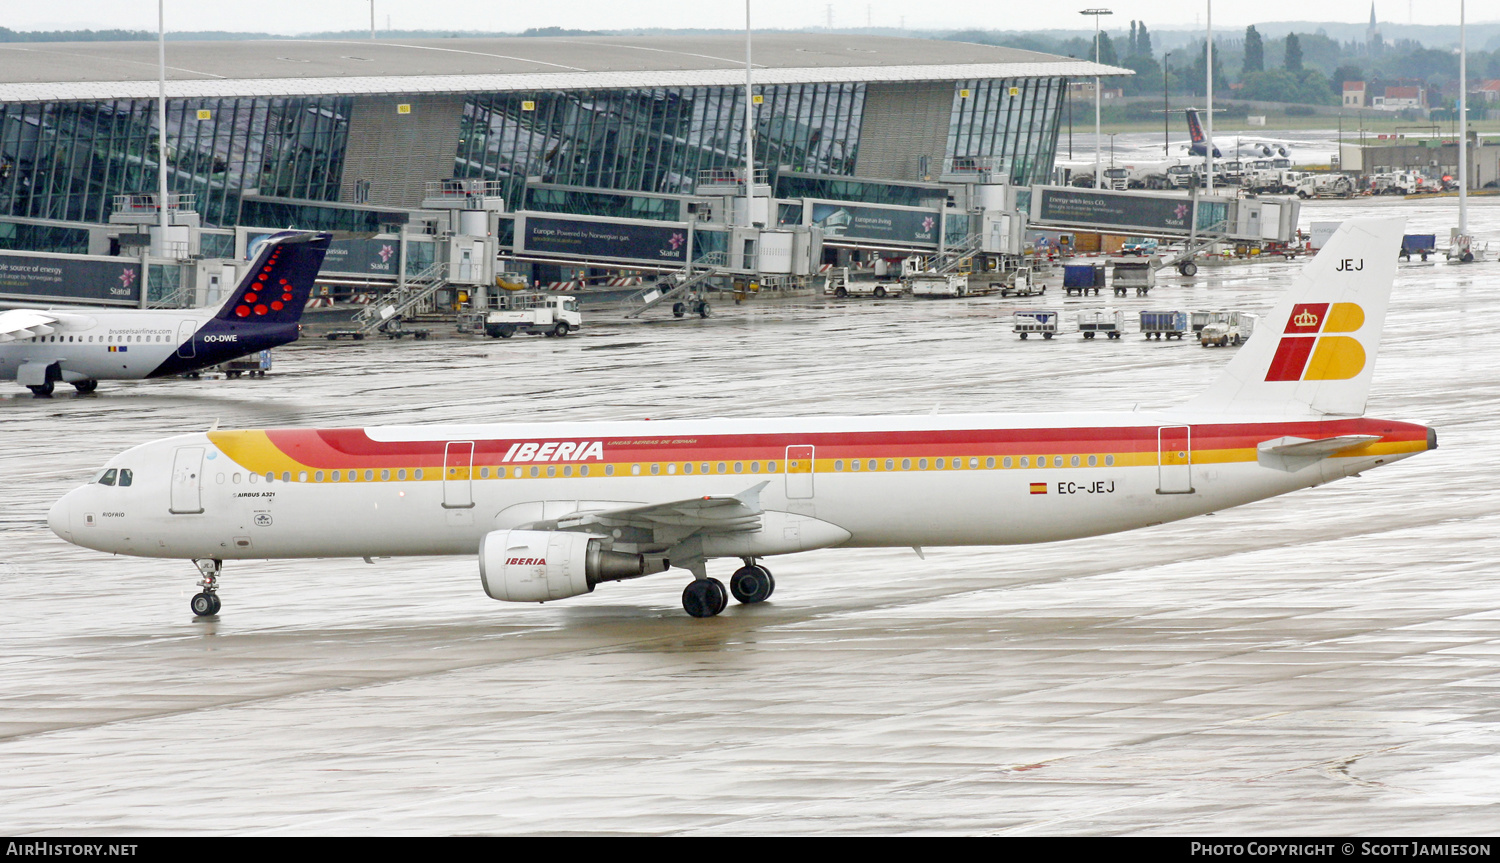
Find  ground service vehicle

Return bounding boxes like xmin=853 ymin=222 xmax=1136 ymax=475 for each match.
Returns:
xmin=906 ymin=272 xmax=968 ymax=298
xmin=1297 ymin=174 xmax=1355 ymax=198
xmin=825 ymin=268 xmax=902 ymax=298
xmin=480 ymin=294 xmax=582 ymax=338
xmin=1014 ymin=310 xmax=1060 ymax=340
xmin=48 ymin=219 xmax=1435 ymax=620
xmin=1076 ymin=309 xmax=1124 ymax=339
xmin=1399 ymin=234 xmax=1437 ymax=262
xmin=1140 ymin=310 xmax=1190 ymax=340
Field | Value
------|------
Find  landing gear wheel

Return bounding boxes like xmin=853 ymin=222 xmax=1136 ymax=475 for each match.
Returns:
xmin=191 ymin=592 xmax=219 ymax=617
xmin=72 ymin=380 xmax=98 ymax=395
xmin=698 ymin=302 xmax=712 ymax=318
xmin=1178 ymin=261 xmax=1198 ymax=277
xmin=682 ymin=578 xmax=728 ymax=618
xmin=673 ymin=302 xmax=686 ymax=318
xmin=730 ymin=564 xmax=774 ymax=604
xmin=28 ymin=381 xmax=54 ymax=397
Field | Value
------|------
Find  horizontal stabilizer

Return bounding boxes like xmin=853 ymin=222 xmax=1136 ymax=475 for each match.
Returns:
xmin=1257 ymin=434 xmax=1381 ymax=471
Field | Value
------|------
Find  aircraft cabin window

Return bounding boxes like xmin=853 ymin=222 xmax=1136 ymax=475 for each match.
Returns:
xmin=1054 ymin=457 xmax=1063 ymax=467
xmin=1105 ymin=455 xmax=1115 ymax=466
xmin=901 ymin=459 xmax=911 ymax=471
xmin=850 ymin=460 xmax=860 ymax=472
xmin=547 ymin=466 xmax=557 ymax=478
xmin=479 ymin=467 xmax=489 ymax=479
xmin=363 ymin=470 xmax=373 ymax=482
xmin=283 ymin=472 xmax=292 ymax=483
xmin=666 ymin=464 xmax=676 ymax=475
xmin=883 ymin=460 xmax=893 ymax=471
xmin=767 ymin=462 xmax=777 ymax=473
xmin=631 ymin=464 xmax=641 ymax=476
xmin=918 ymin=459 xmax=928 ymax=470
xmin=514 ymin=467 xmax=524 ymax=478
xmin=934 ymin=458 xmax=944 ymax=470
xmin=216 ymin=473 xmax=225 ymax=485
xmin=414 ymin=469 xmax=423 ymax=480
xmin=834 ymin=460 xmax=844 ymax=472
xmin=298 ymin=472 xmax=308 ymax=483
xmin=649 ymin=464 xmax=659 ymax=476
xmin=716 ymin=462 xmax=726 ymax=474
xmin=315 ymin=471 xmax=324 ymax=482
xmin=99 ymin=469 xmax=117 ymax=486
xmin=684 ymin=463 xmax=694 ymax=474
xmin=734 ymin=462 xmax=743 ymax=473
xmin=969 ymin=458 xmax=978 ymax=469
xmin=399 ymin=469 xmax=407 ymax=480
xmin=1019 ymin=457 xmax=1029 ymax=468
xmin=1088 ymin=455 xmax=1098 ymax=467
xmin=381 ymin=470 xmax=390 ymax=481
xmin=529 ymin=466 xmax=539 ymax=478
xmin=249 ymin=472 xmax=259 ymax=484
xmin=562 ymin=466 xmax=572 ymax=477
xmin=604 ymin=465 xmax=615 ymax=477
xmin=579 ymin=466 xmax=589 ymax=477
xmin=700 ymin=463 xmax=709 ymax=475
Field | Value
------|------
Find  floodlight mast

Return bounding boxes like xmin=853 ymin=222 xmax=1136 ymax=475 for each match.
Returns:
xmin=1080 ymin=9 xmax=1113 ymax=190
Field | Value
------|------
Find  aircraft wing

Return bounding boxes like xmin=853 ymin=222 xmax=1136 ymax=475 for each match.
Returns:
xmin=0 ymin=309 xmax=95 ymax=342
xmin=544 ymin=482 xmax=769 ymax=548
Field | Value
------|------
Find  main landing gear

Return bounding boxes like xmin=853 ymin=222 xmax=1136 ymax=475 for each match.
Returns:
xmin=191 ymin=558 xmax=222 ymax=617
xmin=681 ymin=559 xmax=775 ymax=618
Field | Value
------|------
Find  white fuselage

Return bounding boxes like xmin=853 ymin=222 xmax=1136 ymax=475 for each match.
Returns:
xmin=48 ymin=410 xmax=1431 ymax=563
xmin=0 ymin=310 xmax=215 ymax=383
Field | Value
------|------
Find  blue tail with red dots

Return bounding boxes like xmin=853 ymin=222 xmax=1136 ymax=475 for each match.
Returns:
xmin=144 ymin=232 xmax=330 ymax=379
xmin=214 ymin=231 xmax=332 ymax=323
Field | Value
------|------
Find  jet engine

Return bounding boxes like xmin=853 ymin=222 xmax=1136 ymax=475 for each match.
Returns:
xmin=478 ymin=530 xmax=653 ymax=602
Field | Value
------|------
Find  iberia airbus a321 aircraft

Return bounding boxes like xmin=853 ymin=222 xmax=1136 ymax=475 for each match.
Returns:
xmin=0 ymin=231 xmax=330 ymax=396
xmin=49 ymin=218 xmax=1434 ymax=619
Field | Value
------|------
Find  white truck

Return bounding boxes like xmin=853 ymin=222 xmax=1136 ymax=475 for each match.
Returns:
xmin=825 ymin=267 xmax=903 ymax=298
xmin=905 ymin=271 xmax=968 ymax=298
xmin=1197 ymin=311 xmax=1254 ymax=347
xmin=1296 ymin=173 xmax=1354 ymax=198
xmin=471 ymin=293 xmax=582 ymax=338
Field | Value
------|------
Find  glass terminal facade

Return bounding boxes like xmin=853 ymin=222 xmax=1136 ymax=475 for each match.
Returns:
xmin=0 ymin=79 xmax=1066 ymax=231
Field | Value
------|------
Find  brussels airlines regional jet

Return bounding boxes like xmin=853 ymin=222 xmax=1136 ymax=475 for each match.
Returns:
xmin=49 ymin=219 xmax=1434 ymax=619
xmin=0 ymin=231 xmax=331 ymax=396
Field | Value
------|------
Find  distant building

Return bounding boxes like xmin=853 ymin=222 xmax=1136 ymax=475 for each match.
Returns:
xmin=1067 ymin=80 xmax=1124 ymax=102
xmin=1476 ymin=80 xmax=1500 ymax=104
xmin=1343 ymin=81 xmax=1368 ymax=108
xmin=1372 ymin=85 xmax=1427 ymax=112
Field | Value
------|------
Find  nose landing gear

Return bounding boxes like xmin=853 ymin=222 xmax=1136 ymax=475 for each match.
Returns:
xmin=191 ymin=558 xmax=223 ymax=617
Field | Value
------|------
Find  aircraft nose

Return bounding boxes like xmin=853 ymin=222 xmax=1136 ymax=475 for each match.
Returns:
xmin=48 ymin=493 xmax=73 ymax=542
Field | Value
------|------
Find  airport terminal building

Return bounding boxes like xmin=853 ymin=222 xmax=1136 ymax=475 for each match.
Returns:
xmin=0 ymin=33 xmax=1122 ymax=304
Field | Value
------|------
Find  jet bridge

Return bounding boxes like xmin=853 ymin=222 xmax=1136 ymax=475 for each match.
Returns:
xmin=1026 ymin=185 xmax=1300 ymax=250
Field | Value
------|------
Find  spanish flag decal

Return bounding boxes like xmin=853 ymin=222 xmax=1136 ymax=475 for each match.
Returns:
xmin=1265 ymin=302 xmax=1366 ymax=381
xmin=1029 ymin=482 xmax=1048 ymax=495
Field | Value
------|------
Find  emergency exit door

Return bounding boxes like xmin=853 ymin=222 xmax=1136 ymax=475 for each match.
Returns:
xmin=175 ymin=320 xmax=196 ymax=359
xmin=1157 ymin=426 xmax=1194 ymax=494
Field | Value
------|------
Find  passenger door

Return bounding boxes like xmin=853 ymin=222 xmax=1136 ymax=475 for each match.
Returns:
xmin=443 ymin=441 xmax=475 ymax=509
xmin=169 ymin=447 xmax=205 ymax=514
xmin=1157 ymin=426 xmax=1194 ymax=494
xmin=785 ymin=445 xmax=814 ymax=499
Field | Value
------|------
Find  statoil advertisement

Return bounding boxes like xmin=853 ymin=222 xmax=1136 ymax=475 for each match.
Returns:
xmin=0 ymin=252 xmax=142 ymax=304
xmin=521 ymin=216 xmax=690 ymax=265
xmin=803 ymin=200 xmax=941 ymax=246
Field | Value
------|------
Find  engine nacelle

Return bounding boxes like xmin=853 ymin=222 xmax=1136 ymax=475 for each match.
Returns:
xmin=478 ymin=529 xmax=650 ymax=602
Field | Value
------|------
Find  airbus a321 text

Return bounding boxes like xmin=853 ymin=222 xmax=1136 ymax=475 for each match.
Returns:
xmin=49 ymin=219 xmax=1434 ymax=619
xmin=0 ymin=231 xmax=330 ymax=396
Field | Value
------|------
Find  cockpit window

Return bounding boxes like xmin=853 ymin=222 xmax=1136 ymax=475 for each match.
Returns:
xmin=118 ymin=469 xmax=133 ymax=487
xmin=97 ymin=468 xmax=117 ymax=486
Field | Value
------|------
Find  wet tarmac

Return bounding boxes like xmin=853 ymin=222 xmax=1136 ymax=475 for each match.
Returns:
xmin=2 ymin=197 xmax=1498 ymax=835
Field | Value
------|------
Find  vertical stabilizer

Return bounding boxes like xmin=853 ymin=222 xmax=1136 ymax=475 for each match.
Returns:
xmin=1182 ymin=217 xmax=1404 ymax=418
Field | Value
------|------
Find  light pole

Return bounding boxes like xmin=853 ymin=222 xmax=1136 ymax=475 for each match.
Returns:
xmin=1080 ymin=9 xmax=1112 ymax=190
xmin=1204 ymin=0 xmax=1215 ymax=195
xmin=1163 ymin=51 xmax=1171 ymax=158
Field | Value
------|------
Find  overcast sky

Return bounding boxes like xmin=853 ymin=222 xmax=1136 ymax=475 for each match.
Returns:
xmin=7 ymin=1 xmax=1488 ymax=37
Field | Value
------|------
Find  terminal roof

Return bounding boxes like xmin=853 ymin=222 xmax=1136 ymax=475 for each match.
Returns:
xmin=0 ymin=33 xmax=1131 ymax=102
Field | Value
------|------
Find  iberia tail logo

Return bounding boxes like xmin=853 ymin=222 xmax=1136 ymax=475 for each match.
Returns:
xmin=1265 ymin=302 xmax=1366 ymax=381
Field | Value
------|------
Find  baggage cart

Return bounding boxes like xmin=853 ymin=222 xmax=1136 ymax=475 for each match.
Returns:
xmin=1076 ymin=309 xmax=1124 ymax=340
xmin=1112 ymin=261 xmax=1155 ymax=295
xmin=1014 ymin=310 xmax=1060 ymax=340
xmin=1063 ymin=264 xmax=1105 ymax=296
xmin=1400 ymin=234 xmax=1436 ymax=262
xmin=1140 ymin=310 xmax=1189 ymax=340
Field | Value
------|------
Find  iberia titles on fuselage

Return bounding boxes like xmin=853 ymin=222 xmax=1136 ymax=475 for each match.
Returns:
xmin=48 ymin=218 xmax=1436 ymax=619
